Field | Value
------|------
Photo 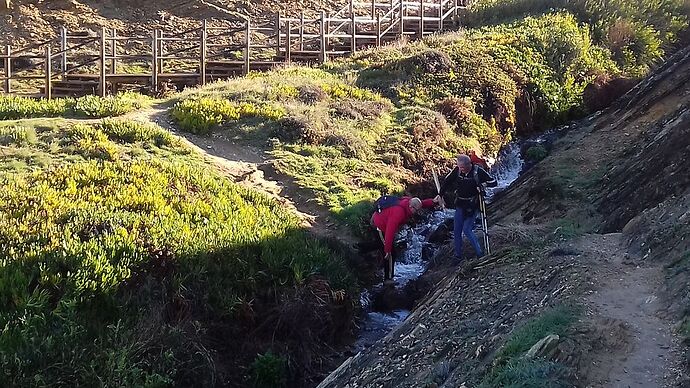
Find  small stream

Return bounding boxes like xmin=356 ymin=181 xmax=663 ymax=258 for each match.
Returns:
xmin=353 ymin=141 xmax=526 ymax=352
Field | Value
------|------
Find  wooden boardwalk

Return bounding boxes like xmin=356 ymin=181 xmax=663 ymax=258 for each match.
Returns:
xmin=0 ymin=0 xmax=472 ymax=98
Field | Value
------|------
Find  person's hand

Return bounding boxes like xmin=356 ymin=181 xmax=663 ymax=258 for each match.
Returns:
xmin=434 ymin=195 xmax=446 ymax=208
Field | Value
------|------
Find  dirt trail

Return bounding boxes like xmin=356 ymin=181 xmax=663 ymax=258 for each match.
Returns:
xmin=579 ymin=233 xmax=683 ymax=387
xmin=124 ymin=104 xmax=360 ymax=247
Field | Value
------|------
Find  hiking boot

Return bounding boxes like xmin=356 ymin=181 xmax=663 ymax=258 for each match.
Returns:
xmin=383 ymin=279 xmax=397 ymax=287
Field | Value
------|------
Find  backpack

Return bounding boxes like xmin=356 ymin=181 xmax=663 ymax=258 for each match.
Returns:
xmin=374 ymin=195 xmax=401 ymax=213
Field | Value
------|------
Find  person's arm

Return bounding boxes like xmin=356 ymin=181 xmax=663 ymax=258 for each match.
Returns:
xmin=439 ymin=166 xmax=458 ymax=195
xmin=478 ymin=167 xmax=498 ymax=188
xmin=421 ymin=198 xmax=436 ymax=208
xmin=383 ymin=210 xmax=404 ymax=254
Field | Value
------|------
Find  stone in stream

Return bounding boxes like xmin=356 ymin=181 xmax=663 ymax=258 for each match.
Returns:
xmin=428 ymin=218 xmax=454 ymax=244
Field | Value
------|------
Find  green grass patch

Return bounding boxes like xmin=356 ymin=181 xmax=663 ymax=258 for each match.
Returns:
xmin=0 ymin=118 xmax=358 ymax=386
xmin=0 ymin=125 xmax=37 ymax=146
xmin=495 ymin=305 xmax=578 ymax=364
xmin=0 ymin=92 xmax=152 ymax=120
xmin=525 ymin=145 xmax=548 ymax=162
xmin=480 ymin=305 xmax=579 ymax=387
xmin=468 ymin=0 xmax=688 ymax=76
xmin=0 ymin=119 xmax=192 ymax=172
xmin=480 ymin=358 xmax=571 ymax=388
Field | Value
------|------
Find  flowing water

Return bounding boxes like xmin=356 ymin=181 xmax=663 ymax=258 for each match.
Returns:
xmin=353 ymin=141 xmax=526 ymax=352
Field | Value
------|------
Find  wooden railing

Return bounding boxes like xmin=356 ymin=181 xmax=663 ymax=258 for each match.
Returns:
xmin=0 ymin=0 xmax=472 ymax=98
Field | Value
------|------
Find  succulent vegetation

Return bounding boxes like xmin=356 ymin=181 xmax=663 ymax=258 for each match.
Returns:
xmin=0 ymin=119 xmax=356 ymax=387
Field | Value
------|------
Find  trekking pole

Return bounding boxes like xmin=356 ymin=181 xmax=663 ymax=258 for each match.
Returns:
xmin=432 ymin=167 xmax=445 ymax=209
xmin=479 ymin=192 xmax=491 ymax=255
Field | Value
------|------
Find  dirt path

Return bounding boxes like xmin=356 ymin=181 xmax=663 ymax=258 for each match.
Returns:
xmin=579 ymin=233 xmax=683 ymax=387
xmin=124 ymin=104 xmax=360 ymax=247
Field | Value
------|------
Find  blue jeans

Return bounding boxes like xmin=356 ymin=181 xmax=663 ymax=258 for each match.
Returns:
xmin=454 ymin=208 xmax=483 ymax=259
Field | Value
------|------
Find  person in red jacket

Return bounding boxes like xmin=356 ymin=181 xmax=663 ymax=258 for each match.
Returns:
xmin=371 ymin=196 xmax=441 ymax=285
xmin=468 ymin=149 xmax=489 ymax=171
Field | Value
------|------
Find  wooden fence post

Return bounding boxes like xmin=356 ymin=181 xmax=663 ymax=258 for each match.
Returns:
xmin=99 ymin=27 xmax=106 ymax=97
xmin=326 ymin=11 xmax=331 ymax=50
xmin=151 ymin=29 xmax=158 ymax=93
xmin=275 ymin=12 xmax=281 ymax=59
xmin=453 ymin=0 xmax=458 ymax=27
xmin=439 ymin=0 xmax=444 ymax=31
xmin=158 ymin=30 xmax=164 ymax=73
xmin=4 ymin=45 xmax=11 ymax=93
xmin=399 ymin=0 xmax=404 ymax=39
xmin=285 ymin=20 xmax=292 ymax=62
xmin=244 ymin=20 xmax=250 ymax=75
xmin=325 ymin=12 xmax=331 ymax=51
xmin=111 ymin=28 xmax=117 ymax=74
xmin=320 ymin=11 xmax=327 ymax=63
xmin=371 ymin=0 xmax=376 ymax=18
xmin=419 ymin=0 xmax=424 ymax=38
xmin=60 ymin=26 xmax=67 ymax=75
xmin=44 ymin=45 xmax=52 ymax=99
xmin=299 ymin=11 xmax=305 ymax=51
xmin=200 ymin=20 xmax=207 ymax=85
xmin=376 ymin=13 xmax=381 ymax=47
xmin=349 ymin=0 xmax=356 ymax=52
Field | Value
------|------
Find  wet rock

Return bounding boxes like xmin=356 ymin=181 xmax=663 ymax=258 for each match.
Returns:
xmin=525 ymin=334 xmax=560 ymax=359
xmin=428 ymin=218 xmax=453 ymax=244
xmin=371 ymin=286 xmax=414 ymax=312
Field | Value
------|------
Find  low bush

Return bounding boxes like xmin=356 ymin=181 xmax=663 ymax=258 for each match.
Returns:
xmin=170 ymin=98 xmax=285 ymax=134
xmin=0 ymin=126 xmax=36 ymax=146
xmin=0 ymin=92 xmax=151 ymax=120
xmin=0 ymin=149 xmax=355 ymax=386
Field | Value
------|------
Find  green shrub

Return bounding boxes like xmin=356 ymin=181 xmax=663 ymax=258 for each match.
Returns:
xmin=469 ymin=0 xmax=688 ymax=74
xmin=0 ymin=126 xmax=36 ymax=146
xmin=171 ymin=98 xmax=285 ymax=134
xmin=0 ymin=96 xmax=69 ymax=119
xmin=0 ymin=157 xmax=355 ymax=386
xmin=250 ymin=352 xmax=287 ymax=388
xmin=0 ymin=93 xmax=150 ymax=120
xmin=526 ymin=144 xmax=548 ymax=161
xmin=480 ymin=358 xmax=570 ymax=388
xmin=98 ymin=119 xmax=179 ymax=148
xmin=495 ymin=305 xmax=577 ymax=364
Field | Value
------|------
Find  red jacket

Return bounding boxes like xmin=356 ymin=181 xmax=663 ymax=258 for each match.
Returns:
xmin=469 ymin=151 xmax=489 ymax=170
xmin=372 ymin=197 xmax=436 ymax=254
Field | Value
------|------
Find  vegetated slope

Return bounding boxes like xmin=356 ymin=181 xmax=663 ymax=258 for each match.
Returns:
xmin=171 ymin=5 xmax=688 ymax=235
xmin=0 ymin=113 xmax=358 ymax=387
xmin=318 ymin=43 xmax=690 ymax=387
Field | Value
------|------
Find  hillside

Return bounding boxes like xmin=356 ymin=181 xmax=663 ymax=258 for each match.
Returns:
xmin=1 ymin=0 xmax=690 ymax=387
xmin=0 ymin=0 xmax=343 ymax=48
xmin=319 ymin=43 xmax=690 ymax=388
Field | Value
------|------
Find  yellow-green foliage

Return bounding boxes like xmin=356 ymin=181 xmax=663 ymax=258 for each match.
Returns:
xmin=0 ymin=125 xmax=36 ymax=146
xmin=0 ymin=119 xmax=355 ymax=386
xmin=468 ymin=0 xmax=688 ymax=75
xmin=0 ymin=119 xmax=191 ymax=172
xmin=333 ymin=13 xmax=621 ymax=135
xmin=97 ymin=119 xmax=180 ymax=148
xmin=0 ymin=92 xmax=151 ymax=120
xmin=171 ymin=98 xmax=286 ymax=134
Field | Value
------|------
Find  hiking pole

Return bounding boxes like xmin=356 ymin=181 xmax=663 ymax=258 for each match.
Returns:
xmin=432 ymin=167 xmax=445 ymax=209
xmin=479 ymin=191 xmax=491 ymax=255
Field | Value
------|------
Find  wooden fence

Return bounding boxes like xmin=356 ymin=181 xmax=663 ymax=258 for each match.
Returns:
xmin=0 ymin=0 xmax=472 ymax=98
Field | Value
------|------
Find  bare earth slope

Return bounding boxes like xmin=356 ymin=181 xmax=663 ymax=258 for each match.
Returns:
xmin=0 ymin=0 xmax=344 ymax=48
xmin=318 ymin=45 xmax=690 ymax=387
